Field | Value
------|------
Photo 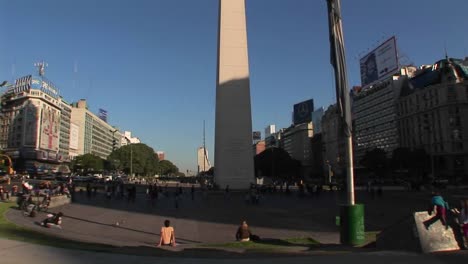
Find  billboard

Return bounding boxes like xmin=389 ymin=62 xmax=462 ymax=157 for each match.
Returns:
xmin=293 ymin=99 xmax=314 ymax=125
xmin=24 ymin=102 xmax=39 ymax=147
xmin=360 ymin=36 xmax=399 ymax=87
xmin=39 ymin=107 xmax=60 ymax=151
xmin=69 ymin=123 xmax=79 ymax=150
xmin=252 ymin=131 xmax=261 ymax=140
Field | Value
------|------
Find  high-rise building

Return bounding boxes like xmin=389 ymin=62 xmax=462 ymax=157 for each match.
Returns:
xmin=321 ymin=104 xmax=346 ymax=179
xmin=398 ymin=58 xmax=468 ymax=181
xmin=69 ymin=99 xmax=121 ymax=159
xmin=0 ymin=65 xmax=71 ymax=174
xmin=121 ymin=131 xmax=141 ymax=146
xmin=352 ymin=67 xmax=415 ymax=162
xmin=312 ymin=107 xmax=324 ymax=134
xmin=280 ymin=122 xmax=314 ymax=178
xmin=265 ymin=125 xmax=276 ymax=139
xmin=197 ymin=147 xmax=212 ymax=173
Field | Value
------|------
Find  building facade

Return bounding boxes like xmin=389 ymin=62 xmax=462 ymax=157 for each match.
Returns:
xmin=253 ymin=140 xmax=266 ymax=156
xmin=69 ymin=99 xmax=121 ymax=159
xmin=121 ymin=131 xmax=141 ymax=146
xmin=321 ymin=104 xmax=346 ymax=180
xmin=398 ymin=58 xmax=468 ymax=181
xmin=352 ymin=67 xmax=415 ymax=162
xmin=280 ymin=122 xmax=314 ymax=178
xmin=0 ymin=73 xmax=70 ymax=174
xmin=197 ymin=146 xmax=212 ymax=173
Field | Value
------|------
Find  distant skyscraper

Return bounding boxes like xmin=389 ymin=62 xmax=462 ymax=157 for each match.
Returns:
xmin=265 ymin=125 xmax=276 ymax=139
xmin=312 ymin=107 xmax=324 ymax=134
xmin=215 ymin=0 xmax=254 ymax=189
xmin=197 ymin=147 xmax=212 ymax=173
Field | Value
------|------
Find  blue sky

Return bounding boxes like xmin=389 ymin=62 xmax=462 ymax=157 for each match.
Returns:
xmin=1 ymin=0 xmax=467 ymax=174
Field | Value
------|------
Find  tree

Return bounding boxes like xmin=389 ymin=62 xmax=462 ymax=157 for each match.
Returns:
xmin=107 ymin=143 xmax=159 ymax=176
xmin=254 ymin=147 xmax=301 ymax=183
xmin=409 ymin=148 xmax=430 ymax=181
xmin=158 ymin=160 xmax=179 ymax=176
xmin=391 ymin=147 xmax=411 ymax=171
xmin=360 ymin=148 xmax=388 ymax=179
xmin=70 ymin=154 xmax=104 ymax=173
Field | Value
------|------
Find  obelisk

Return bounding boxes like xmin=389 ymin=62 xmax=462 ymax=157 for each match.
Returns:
xmin=215 ymin=0 xmax=254 ymax=189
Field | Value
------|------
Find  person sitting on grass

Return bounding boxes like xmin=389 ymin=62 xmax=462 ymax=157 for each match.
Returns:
xmin=236 ymin=220 xmax=252 ymax=242
xmin=41 ymin=212 xmax=63 ymax=228
xmin=157 ymin=219 xmax=176 ymax=247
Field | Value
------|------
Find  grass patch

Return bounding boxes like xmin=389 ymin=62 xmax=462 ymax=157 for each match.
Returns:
xmin=0 ymin=202 xmax=116 ymax=252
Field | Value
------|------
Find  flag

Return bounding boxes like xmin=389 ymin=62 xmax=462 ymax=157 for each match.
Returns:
xmin=327 ymin=0 xmax=352 ymax=137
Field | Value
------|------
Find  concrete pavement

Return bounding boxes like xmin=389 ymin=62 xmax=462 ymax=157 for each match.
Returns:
xmin=1 ymin=238 xmax=461 ymax=264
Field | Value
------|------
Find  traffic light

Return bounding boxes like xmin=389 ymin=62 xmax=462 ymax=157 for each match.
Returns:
xmin=112 ymin=139 xmax=117 ymax=151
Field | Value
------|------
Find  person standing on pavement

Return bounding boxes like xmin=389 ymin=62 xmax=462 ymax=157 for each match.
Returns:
xmin=157 ymin=219 xmax=176 ymax=247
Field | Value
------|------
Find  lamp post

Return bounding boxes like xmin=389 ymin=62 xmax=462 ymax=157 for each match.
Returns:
xmin=125 ymin=137 xmax=133 ymax=178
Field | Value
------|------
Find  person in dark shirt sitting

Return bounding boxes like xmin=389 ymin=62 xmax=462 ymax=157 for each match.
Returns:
xmin=236 ymin=220 xmax=252 ymax=242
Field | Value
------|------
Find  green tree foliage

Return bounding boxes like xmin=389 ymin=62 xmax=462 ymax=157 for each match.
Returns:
xmin=391 ymin=147 xmax=430 ymax=180
xmin=360 ymin=148 xmax=388 ymax=178
xmin=107 ymin=143 xmax=159 ymax=176
xmin=158 ymin=160 xmax=179 ymax=176
xmin=391 ymin=147 xmax=411 ymax=170
xmin=70 ymin=154 xmax=104 ymax=173
xmin=254 ymin=147 xmax=301 ymax=182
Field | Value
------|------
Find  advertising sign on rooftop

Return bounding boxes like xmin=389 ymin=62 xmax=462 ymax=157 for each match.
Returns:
xmin=360 ymin=36 xmax=399 ymax=87
xmin=293 ymin=99 xmax=314 ymax=125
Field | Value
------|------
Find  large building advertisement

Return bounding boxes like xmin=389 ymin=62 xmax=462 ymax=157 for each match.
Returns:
xmin=360 ymin=36 xmax=399 ymax=87
xmin=69 ymin=123 xmax=79 ymax=150
xmin=39 ymin=106 xmax=60 ymax=151
xmin=23 ymin=102 xmax=39 ymax=146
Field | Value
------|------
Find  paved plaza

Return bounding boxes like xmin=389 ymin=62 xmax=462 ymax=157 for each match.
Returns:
xmin=3 ymin=186 xmax=468 ymax=261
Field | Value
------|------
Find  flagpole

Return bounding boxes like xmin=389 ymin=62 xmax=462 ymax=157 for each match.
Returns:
xmin=327 ymin=0 xmax=363 ymax=245
xmin=326 ymin=0 xmax=354 ymax=206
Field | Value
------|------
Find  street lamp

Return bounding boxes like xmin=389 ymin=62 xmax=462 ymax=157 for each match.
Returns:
xmin=125 ymin=137 xmax=133 ymax=178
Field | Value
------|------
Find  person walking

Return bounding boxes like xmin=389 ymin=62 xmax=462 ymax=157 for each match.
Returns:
xmin=157 ymin=219 xmax=176 ymax=247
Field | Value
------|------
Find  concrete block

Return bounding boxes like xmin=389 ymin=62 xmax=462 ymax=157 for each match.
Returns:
xmin=414 ymin=211 xmax=460 ymax=253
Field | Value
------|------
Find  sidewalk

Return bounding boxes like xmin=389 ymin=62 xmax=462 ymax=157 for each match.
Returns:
xmin=0 ymin=238 xmax=460 ymax=264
